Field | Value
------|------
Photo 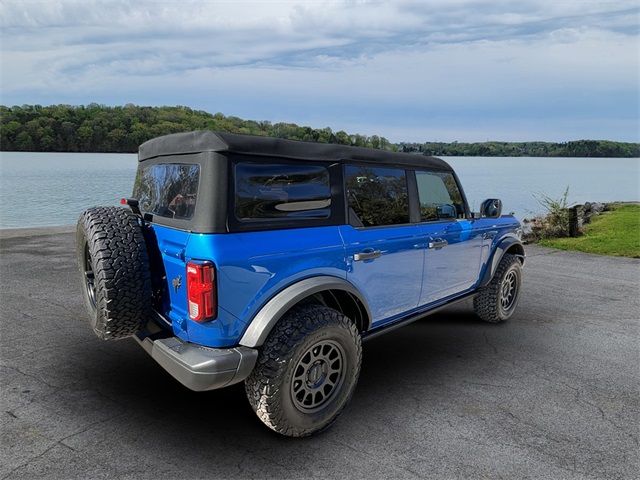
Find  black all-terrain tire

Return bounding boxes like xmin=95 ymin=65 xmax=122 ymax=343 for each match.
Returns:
xmin=245 ymin=305 xmax=362 ymax=437
xmin=473 ymin=253 xmax=522 ymax=323
xmin=76 ymin=206 xmax=152 ymax=340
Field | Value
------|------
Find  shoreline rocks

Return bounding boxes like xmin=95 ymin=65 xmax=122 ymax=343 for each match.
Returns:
xmin=522 ymin=201 xmax=614 ymax=242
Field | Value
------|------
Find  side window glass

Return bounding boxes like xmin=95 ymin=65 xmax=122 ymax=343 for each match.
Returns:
xmin=345 ymin=165 xmax=409 ymax=227
xmin=134 ymin=163 xmax=199 ymax=220
xmin=416 ymin=171 xmax=464 ymax=221
xmin=235 ymin=163 xmax=331 ymax=221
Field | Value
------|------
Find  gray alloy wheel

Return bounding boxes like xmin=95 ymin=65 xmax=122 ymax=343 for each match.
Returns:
xmin=499 ymin=270 xmax=519 ymax=312
xmin=290 ymin=339 xmax=346 ymax=413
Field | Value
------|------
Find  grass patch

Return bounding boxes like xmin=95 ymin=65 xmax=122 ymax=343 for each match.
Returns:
xmin=539 ymin=203 xmax=640 ymax=258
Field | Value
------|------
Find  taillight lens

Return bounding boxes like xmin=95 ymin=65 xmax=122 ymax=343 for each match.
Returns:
xmin=186 ymin=261 xmax=216 ymax=322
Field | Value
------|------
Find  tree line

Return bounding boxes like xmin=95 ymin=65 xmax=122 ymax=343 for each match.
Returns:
xmin=0 ymin=104 xmax=394 ymax=153
xmin=397 ymin=140 xmax=639 ymax=158
xmin=1 ymin=104 xmax=638 ymax=157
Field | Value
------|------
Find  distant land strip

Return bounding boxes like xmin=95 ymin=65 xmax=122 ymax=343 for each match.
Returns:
xmin=1 ymin=104 xmax=638 ymax=157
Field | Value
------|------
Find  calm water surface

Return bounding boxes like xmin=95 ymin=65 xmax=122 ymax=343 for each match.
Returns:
xmin=1 ymin=152 xmax=638 ymax=228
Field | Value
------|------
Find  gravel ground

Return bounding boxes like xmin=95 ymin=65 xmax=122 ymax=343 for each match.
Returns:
xmin=1 ymin=229 xmax=638 ymax=479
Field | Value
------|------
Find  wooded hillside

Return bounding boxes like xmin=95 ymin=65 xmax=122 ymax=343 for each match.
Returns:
xmin=2 ymin=104 xmax=638 ymax=157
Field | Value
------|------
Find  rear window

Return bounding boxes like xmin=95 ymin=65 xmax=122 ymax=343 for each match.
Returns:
xmin=345 ymin=165 xmax=409 ymax=227
xmin=234 ymin=163 xmax=331 ymax=221
xmin=133 ymin=163 xmax=199 ymax=220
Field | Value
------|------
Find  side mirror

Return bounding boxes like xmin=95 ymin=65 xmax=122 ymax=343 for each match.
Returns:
xmin=436 ymin=203 xmax=457 ymax=219
xmin=480 ymin=198 xmax=502 ymax=218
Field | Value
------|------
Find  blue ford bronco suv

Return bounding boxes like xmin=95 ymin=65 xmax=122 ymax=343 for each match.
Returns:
xmin=77 ymin=131 xmax=525 ymax=437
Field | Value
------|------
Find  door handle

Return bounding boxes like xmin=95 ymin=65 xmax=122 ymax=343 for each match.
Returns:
xmin=354 ymin=249 xmax=382 ymax=261
xmin=428 ymin=239 xmax=448 ymax=250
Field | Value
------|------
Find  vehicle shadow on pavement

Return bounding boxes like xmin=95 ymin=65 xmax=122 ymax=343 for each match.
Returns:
xmin=64 ymin=307 xmax=491 ymax=447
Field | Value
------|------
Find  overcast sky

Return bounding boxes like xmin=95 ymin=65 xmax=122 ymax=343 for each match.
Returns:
xmin=1 ymin=0 xmax=638 ymax=142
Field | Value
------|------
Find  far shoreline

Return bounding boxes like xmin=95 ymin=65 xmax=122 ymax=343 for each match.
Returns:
xmin=1 ymin=150 xmax=639 ymax=159
xmin=3 ymin=105 xmax=639 ymax=158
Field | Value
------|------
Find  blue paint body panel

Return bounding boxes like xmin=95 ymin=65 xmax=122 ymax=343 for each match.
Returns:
xmin=339 ymin=224 xmax=423 ymax=325
xmin=151 ymin=216 xmax=521 ymax=348
xmin=153 ymin=224 xmax=346 ymax=347
xmin=149 ymin=224 xmax=191 ymax=341
xmin=419 ymin=219 xmax=483 ymax=305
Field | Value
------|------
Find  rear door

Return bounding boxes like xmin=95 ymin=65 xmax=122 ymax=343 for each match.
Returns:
xmin=339 ymin=165 xmax=423 ymax=326
xmin=415 ymin=170 xmax=484 ymax=305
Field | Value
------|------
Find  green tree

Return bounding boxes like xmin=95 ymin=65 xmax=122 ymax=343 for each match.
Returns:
xmin=1 ymin=104 xmax=638 ymax=156
xmin=14 ymin=131 xmax=34 ymax=150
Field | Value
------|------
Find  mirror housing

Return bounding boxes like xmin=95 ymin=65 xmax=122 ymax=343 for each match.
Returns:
xmin=436 ymin=203 xmax=457 ymax=219
xmin=480 ymin=199 xmax=502 ymax=218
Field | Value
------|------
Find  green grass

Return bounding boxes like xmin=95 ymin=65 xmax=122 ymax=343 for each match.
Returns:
xmin=539 ymin=203 xmax=640 ymax=258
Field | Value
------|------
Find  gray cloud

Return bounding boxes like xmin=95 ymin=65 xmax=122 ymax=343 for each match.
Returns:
xmin=2 ymin=1 xmax=637 ymax=74
xmin=1 ymin=0 xmax=638 ymax=141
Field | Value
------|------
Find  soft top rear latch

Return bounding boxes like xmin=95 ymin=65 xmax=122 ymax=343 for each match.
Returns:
xmin=120 ymin=197 xmax=142 ymax=216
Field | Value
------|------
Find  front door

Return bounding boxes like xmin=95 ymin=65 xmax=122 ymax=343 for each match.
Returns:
xmin=415 ymin=170 xmax=484 ymax=305
xmin=340 ymin=165 xmax=424 ymax=325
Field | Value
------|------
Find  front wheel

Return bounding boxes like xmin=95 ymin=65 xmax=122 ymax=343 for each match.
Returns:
xmin=245 ymin=305 xmax=362 ymax=437
xmin=473 ymin=253 xmax=522 ymax=323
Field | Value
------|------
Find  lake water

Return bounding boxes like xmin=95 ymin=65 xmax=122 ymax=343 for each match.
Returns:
xmin=1 ymin=152 xmax=638 ymax=229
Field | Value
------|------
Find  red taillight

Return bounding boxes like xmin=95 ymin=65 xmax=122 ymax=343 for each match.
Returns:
xmin=186 ymin=261 xmax=217 ymax=322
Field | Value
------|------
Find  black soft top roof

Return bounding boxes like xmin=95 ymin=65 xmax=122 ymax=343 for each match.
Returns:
xmin=139 ymin=130 xmax=452 ymax=171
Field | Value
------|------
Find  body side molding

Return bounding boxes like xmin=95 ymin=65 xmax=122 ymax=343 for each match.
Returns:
xmin=239 ymin=276 xmax=371 ymax=348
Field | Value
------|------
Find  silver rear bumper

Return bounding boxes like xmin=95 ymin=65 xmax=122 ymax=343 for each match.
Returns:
xmin=135 ymin=335 xmax=258 ymax=392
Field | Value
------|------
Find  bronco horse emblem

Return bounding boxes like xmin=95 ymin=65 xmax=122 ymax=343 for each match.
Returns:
xmin=171 ymin=275 xmax=182 ymax=292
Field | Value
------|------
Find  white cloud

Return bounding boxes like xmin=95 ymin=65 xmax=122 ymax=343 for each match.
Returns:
xmin=1 ymin=0 xmax=638 ymax=141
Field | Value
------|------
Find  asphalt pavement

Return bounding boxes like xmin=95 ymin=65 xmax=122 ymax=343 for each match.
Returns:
xmin=1 ymin=229 xmax=638 ymax=479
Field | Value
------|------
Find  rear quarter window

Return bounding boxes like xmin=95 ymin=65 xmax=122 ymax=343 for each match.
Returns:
xmin=234 ymin=163 xmax=331 ymax=221
xmin=133 ymin=163 xmax=199 ymax=220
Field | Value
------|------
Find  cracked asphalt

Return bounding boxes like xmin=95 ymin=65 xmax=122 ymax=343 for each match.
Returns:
xmin=1 ymin=229 xmax=639 ymax=479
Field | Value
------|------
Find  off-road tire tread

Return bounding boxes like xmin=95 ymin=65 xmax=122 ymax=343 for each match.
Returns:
xmin=244 ymin=305 xmax=361 ymax=437
xmin=77 ymin=206 xmax=152 ymax=339
xmin=473 ymin=253 xmax=520 ymax=323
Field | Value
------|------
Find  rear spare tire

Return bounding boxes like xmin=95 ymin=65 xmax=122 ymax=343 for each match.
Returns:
xmin=76 ymin=206 xmax=152 ymax=340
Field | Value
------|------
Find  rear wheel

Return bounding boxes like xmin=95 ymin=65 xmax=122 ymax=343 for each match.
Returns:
xmin=245 ymin=305 xmax=362 ymax=437
xmin=473 ymin=253 xmax=522 ymax=323
xmin=76 ymin=206 xmax=152 ymax=340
